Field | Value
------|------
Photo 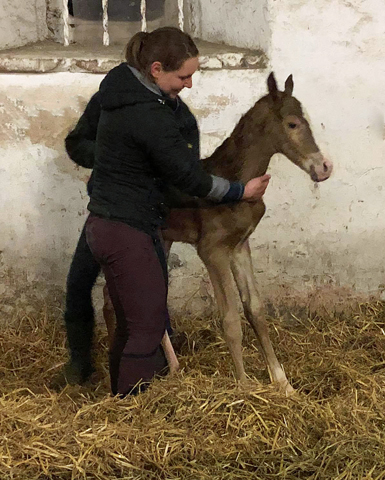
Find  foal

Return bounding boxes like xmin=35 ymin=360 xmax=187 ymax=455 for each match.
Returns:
xmin=105 ymin=73 xmax=333 ymax=395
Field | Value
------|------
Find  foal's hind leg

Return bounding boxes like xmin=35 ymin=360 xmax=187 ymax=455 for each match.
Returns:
xmin=198 ymin=245 xmax=247 ymax=382
xmin=231 ymin=240 xmax=294 ymax=395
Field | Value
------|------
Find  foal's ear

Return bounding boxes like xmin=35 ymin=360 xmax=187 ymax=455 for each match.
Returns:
xmin=267 ymin=72 xmax=278 ymax=100
xmin=284 ymin=74 xmax=294 ymax=95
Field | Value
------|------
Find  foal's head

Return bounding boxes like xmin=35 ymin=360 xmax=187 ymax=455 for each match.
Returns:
xmin=264 ymin=73 xmax=333 ymax=182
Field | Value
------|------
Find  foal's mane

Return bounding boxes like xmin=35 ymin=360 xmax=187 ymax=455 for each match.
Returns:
xmin=202 ymin=95 xmax=273 ymax=180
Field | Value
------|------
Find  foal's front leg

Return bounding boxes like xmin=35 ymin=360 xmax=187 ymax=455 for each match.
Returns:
xmin=231 ymin=240 xmax=294 ymax=395
xmin=198 ymin=245 xmax=247 ymax=382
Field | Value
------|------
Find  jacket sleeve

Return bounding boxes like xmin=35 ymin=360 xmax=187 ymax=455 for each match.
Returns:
xmin=65 ymin=92 xmax=101 ymax=169
xmin=134 ymin=103 xmax=213 ymax=198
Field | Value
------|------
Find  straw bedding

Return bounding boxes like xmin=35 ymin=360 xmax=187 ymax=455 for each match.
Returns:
xmin=1 ymin=295 xmax=385 ymax=479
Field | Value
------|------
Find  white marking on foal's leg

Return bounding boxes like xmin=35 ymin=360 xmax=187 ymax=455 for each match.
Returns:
xmin=161 ymin=331 xmax=180 ymax=374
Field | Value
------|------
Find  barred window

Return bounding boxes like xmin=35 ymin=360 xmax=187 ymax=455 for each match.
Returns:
xmin=0 ymin=0 xmax=267 ymax=73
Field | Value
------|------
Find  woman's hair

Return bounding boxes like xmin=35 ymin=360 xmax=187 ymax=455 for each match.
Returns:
xmin=125 ymin=27 xmax=199 ymax=77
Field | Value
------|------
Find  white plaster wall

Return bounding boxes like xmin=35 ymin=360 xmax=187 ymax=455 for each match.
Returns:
xmin=0 ymin=73 xmax=102 ymax=285
xmin=190 ymin=0 xmax=271 ymax=52
xmin=0 ymin=0 xmax=48 ymax=49
xmin=265 ymin=0 xmax=385 ymax=293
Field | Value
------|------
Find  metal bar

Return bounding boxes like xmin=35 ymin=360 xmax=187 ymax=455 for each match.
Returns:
xmin=102 ymin=0 xmax=110 ymax=46
xmin=178 ymin=0 xmax=184 ymax=31
xmin=140 ymin=0 xmax=147 ymax=32
xmin=62 ymin=0 xmax=70 ymax=46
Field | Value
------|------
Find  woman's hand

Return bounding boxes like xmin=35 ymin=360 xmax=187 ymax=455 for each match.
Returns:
xmin=242 ymin=174 xmax=271 ymax=202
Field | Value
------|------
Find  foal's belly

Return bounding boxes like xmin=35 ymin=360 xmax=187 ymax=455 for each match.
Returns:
xmin=162 ymin=201 xmax=266 ymax=246
xmin=162 ymin=209 xmax=200 ymax=244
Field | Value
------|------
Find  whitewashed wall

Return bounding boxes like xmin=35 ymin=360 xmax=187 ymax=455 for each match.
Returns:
xmin=0 ymin=73 xmax=100 ymax=284
xmin=0 ymin=0 xmax=47 ymax=49
xmin=266 ymin=0 xmax=385 ymax=293
xmin=189 ymin=0 xmax=271 ymax=52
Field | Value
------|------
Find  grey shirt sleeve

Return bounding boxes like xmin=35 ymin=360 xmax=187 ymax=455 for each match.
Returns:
xmin=207 ymin=175 xmax=245 ymax=203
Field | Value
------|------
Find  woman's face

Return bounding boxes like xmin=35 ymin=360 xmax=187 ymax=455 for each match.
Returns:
xmin=151 ymin=57 xmax=199 ymax=98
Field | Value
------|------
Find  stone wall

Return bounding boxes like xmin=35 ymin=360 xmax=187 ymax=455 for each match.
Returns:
xmin=0 ymin=0 xmax=47 ymax=49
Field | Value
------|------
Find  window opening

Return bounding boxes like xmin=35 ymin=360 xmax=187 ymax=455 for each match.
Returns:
xmin=64 ymin=0 xmax=184 ymax=47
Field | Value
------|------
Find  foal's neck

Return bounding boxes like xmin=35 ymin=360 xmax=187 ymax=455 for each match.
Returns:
xmin=203 ymin=103 xmax=276 ymax=183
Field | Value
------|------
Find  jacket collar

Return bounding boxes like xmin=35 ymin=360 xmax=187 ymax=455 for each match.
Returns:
xmin=127 ymin=65 xmax=163 ymax=97
xmin=127 ymin=65 xmax=180 ymax=111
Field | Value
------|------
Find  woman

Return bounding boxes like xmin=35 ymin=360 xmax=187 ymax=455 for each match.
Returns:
xmin=83 ymin=27 xmax=270 ymax=397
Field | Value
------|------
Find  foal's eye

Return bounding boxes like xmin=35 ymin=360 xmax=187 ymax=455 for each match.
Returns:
xmin=288 ymin=122 xmax=297 ymax=129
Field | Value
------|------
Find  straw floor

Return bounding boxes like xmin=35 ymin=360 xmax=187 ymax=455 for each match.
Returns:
xmin=1 ymin=294 xmax=385 ymax=479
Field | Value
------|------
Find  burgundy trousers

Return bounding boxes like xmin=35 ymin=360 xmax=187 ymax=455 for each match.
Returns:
xmin=85 ymin=215 xmax=168 ymax=396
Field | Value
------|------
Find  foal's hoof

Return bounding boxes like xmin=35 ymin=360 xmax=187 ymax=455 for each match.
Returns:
xmin=236 ymin=377 xmax=261 ymax=391
xmin=276 ymin=380 xmax=295 ymax=397
xmin=169 ymin=361 xmax=180 ymax=376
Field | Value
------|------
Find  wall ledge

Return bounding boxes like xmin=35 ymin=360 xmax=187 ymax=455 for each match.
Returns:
xmin=0 ymin=40 xmax=267 ymax=74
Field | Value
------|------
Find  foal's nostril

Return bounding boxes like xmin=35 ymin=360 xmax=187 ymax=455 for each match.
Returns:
xmin=323 ymin=162 xmax=328 ymax=173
